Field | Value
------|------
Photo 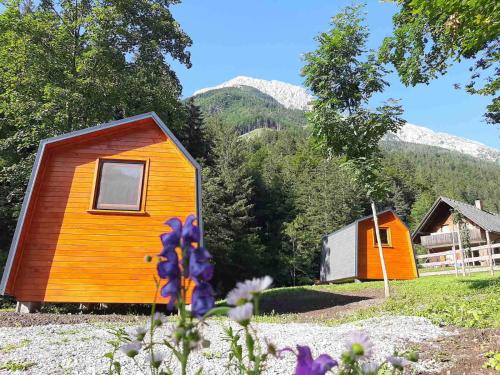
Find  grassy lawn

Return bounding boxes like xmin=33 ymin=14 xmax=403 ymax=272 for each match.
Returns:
xmin=255 ymin=273 xmax=499 ymax=328
xmin=418 ymin=266 xmax=456 ymax=273
xmin=1 ymin=273 xmax=497 ymax=330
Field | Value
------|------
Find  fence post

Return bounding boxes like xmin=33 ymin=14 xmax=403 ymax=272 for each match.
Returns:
xmin=486 ymin=231 xmax=494 ymax=276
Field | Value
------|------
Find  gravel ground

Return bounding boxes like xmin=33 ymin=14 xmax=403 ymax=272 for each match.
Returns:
xmin=0 ymin=312 xmax=148 ymax=328
xmin=0 ymin=316 xmax=453 ymax=374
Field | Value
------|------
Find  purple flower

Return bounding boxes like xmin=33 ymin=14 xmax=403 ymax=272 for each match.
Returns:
xmin=191 ymin=281 xmax=214 ymax=317
xmin=157 ymin=215 xmax=214 ymax=315
xmin=181 ymin=214 xmax=201 ymax=245
xmin=280 ymin=345 xmax=338 ymax=375
xmin=159 ymin=218 xmax=182 ymax=252
xmin=160 ymin=276 xmax=181 ymax=309
xmin=157 ymin=245 xmax=181 ymax=309
xmin=189 ymin=246 xmax=213 ymax=282
xmin=157 ymin=256 xmax=180 ymax=279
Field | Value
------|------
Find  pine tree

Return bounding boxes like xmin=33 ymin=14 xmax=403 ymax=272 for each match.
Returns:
xmin=177 ymin=98 xmax=212 ymax=162
xmin=202 ymin=118 xmax=264 ymax=293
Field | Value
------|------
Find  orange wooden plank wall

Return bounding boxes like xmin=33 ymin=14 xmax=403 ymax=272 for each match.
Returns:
xmin=357 ymin=211 xmax=417 ymax=280
xmin=8 ymin=119 xmax=198 ymax=304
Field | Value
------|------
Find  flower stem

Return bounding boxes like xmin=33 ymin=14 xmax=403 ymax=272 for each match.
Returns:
xmin=149 ymin=278 xmax=160 ymax=375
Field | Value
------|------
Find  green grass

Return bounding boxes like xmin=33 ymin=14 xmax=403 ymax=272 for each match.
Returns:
xmin=263 ymin=279 xmax=384 ymax=295
xmin=56 ymin=329 xmax=80 ymax=335
xmin=0 ymin=339 xmax=31 ymax=353
xmin=255 ymin=273 xmax=499 ymax=328
xmin=418 ymin=266 xmax=456 ymax=273
xmin=0 ymin=295 xmax=16 ymax=311
xmin=0 ymin=361 xmax=35 ymax=371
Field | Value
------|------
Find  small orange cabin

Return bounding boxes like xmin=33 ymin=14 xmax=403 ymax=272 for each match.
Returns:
xmin=0 ymin=113 xmax=201 ymax=307
xmin=320 ymin=210 xmax=418 ymax=282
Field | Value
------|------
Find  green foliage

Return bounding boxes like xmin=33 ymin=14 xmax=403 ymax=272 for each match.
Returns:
xmin=0 ymin=361 xmax=36 ymax=371
xmin=381 ymin=0 xmax=500 ymax=123
xmin=0 ymin=0 xmax=192 ymax=254
xmin=302 ymin=4 xmax=404 ymax=200
xmin=482 ymin=351 xmax=500 ymax=371
xmin=258 ymin=274 xmax=500 ymax=329
xmin=377 ymin=275 xmax=500 ymax=328
xmin=202 ymin=118 xmax=265 ymax=293
xmin=193 ymin=86 xmax=307 ymax=134
xmin=0 ymin=339 xmax=31 ymax=353
xmin=176 ymin=98 xmax=213 ymax=162
xmin=281 ymin=147 xmax=367 ymax=284
xmin=200 ymin=116 xmax=499 ymax=292
xmin=383 ymin=141 xmax=500 ymax=219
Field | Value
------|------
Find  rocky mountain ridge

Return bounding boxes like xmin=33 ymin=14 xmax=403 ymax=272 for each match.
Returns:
xmin=193 ymin=76 xmax=499 ymax=163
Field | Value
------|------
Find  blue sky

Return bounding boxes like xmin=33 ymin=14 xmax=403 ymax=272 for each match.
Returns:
xmin=171 ymin=0 xmax=499 ymax=148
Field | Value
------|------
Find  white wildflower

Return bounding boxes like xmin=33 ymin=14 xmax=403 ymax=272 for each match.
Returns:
xmin=131 ymin=326 xmax=147 ymax=341
xmin=344 ymin=331 xmax=373 ymax=360
xmin=119 ymin=341 xmax=142 ymax=358
xmin=387 ymin=355 xmax=411 ymax=369
xmin=147 ymin=351 xmax=166 ymax=368
xmin=228 ymin=302 xmax=253 ymax=325
xmin=153 ymin=312 xmax=167 ymax=327
xmin=226 ymin=276 xmax=273 ymax=305
xmin=361 ymin=361 xmax=379 ymax=374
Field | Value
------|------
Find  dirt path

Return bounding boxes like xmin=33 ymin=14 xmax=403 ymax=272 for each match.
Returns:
xmin=1 ymin=288 xmax=386 ymax=326
xmin=415 ymin=328 xmax=500 ymax=375
xmin=260 ymin=287 xmax=385 ymax=321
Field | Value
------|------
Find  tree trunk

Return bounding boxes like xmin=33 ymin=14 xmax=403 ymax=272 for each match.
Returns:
xmin=486 ymin=231 xmax=494 ymax=276
xmin=451 ymin=223 xmax=458 ymax=277
xmin=456 ymin=224 xmax=466 ymax=276
xmin=371 ymin=201 xmax=390 ymax=298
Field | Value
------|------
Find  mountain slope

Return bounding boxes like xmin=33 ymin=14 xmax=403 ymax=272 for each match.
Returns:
xmin=192 ymin=86 xmax=307 ymax=133
xmin=194 ymin=76 xmax=313 ymax=111
xmin=192 ymin=76 xmax=500 ymax=163
xmin=386 ymin=124 xmax=500 ymax=163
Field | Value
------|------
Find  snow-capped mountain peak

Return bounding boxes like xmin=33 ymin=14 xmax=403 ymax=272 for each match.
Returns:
xmin=193 ymin=76 xmax=314 ymax=110
xmin=388 ymin=123 xmax=499 ymax=162
xmin=194 ymin=76 xmax=499 ymax=163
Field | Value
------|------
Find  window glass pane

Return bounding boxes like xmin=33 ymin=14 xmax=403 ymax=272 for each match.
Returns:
xmin=375 ymin=228 xmax=390 ymax=245
xmin=96 ymin=161 xmax=145 ymax=210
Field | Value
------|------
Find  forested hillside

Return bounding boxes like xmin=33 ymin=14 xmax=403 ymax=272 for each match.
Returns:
xmin=185 ymin=105 xmax=500 ymax=293
xmin=193 ymin=86 xmax=307 ymax=134
xmin=2 ymin=84 xmax=496 ymax=295
xmin=180 ymin=85 xmax=500 ymax=293
xmin=383 ymin=142 xmax=500 ymax=227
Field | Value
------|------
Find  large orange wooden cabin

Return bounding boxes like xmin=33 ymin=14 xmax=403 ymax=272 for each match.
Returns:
xmin=320 ymin=210 xmax=418 ymax=282
xmin=0 ymin=113 xmax=201 ymax=312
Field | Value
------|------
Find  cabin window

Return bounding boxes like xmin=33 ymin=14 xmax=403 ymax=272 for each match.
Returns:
xmin=93 ymin=160 xmax=146 ymax=211
xmin=374 ymin=227 xmax=392 ymax=247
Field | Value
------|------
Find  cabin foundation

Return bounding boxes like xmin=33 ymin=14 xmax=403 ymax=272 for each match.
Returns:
xmin=16 ymin=301 xmax=41 ymax=314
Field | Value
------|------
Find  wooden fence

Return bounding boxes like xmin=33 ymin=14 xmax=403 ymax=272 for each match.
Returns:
xmin=416 ymin=243 xmax=500 ymax=277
